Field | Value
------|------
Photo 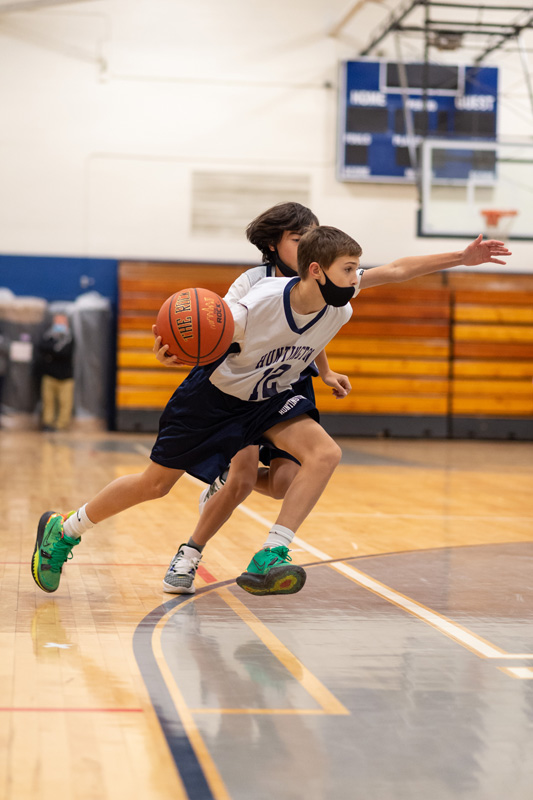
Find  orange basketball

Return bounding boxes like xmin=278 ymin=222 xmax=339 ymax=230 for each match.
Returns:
xmin=155 ymin=288 xmax=234 ymax=366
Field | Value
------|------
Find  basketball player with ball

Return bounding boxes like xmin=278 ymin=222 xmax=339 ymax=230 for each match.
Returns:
xmin=157 ymin=202 xmax=354 ymax=594
xmin=32 ymin=221 xmax=511 ymax=596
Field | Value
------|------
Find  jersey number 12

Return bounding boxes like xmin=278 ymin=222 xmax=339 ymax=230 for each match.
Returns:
xmin=249 ymin=364 xmax=292 ymax=401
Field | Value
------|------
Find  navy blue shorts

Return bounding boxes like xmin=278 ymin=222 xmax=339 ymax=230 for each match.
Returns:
xmin=150 ymin=366 xmax=318 ymax=484
xmin=259 ymin=445 xmax=299 ymax=467
xmin=257 ymin=371 xmax=316 ymax=467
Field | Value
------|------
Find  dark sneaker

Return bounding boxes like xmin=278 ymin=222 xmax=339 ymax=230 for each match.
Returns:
xmin=198 ymin=469 xmax=229 ymax=515
xmin=163 ymin=544 xmax=202 ymax=594
xmin=31 ymin=511 xmax=81 ymax=593
xmin=236 ymin=545 xmax=306 ymax=596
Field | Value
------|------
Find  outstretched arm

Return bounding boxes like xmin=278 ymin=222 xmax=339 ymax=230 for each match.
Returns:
xmin=359 ymin=235 xmax=511 ymax=290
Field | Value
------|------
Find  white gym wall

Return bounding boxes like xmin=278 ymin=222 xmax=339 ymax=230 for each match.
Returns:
xmin=0 ymin=0 xmax=532 ymax=270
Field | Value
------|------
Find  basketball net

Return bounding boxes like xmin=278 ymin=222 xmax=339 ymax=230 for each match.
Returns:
xmin=480 ymin=209 xmax=518 ymax=240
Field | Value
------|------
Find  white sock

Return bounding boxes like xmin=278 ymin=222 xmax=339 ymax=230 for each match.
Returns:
xmin=63 ymin=504 xmax=95 ymax=539
xmin=263 ymin=524 xmax=294 ymax=550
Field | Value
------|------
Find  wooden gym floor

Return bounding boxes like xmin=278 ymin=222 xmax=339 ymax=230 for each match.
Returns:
xmin=1 ymin=428 xmax=533 ymax=799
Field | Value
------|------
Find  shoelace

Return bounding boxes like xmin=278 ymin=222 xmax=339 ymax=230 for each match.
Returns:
xmin=205 ymin=470 xmax=228 ymax=501
xmin=252 ymin=546 xmax=292 ymax=571
xmin=170 ymin=552 xmax=200 ymax=574
xmin=49 ymin=538 xmax=76 ymax=573
xmin=204 ymin=485 xmax=218 ymax=501
xmin=270 ymin=546 xmax=291 ymax=562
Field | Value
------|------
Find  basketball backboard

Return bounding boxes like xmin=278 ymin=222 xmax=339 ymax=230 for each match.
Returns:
xmin=419 ymin=139 xmax=533 ymax=240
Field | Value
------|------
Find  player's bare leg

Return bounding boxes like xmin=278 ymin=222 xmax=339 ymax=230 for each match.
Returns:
xmin=163 ymin=446 xmax=259 ymax=594
xmin=253 ymin=457 xmax=299 ymax=500
xmin=236 ymin=415 xmax=341 ymax=596
xmin=85 ymin=461 xmax=184 ymax=523
xmin=32 ymin=461 xmax=184 ymax=593
xmin=264 ymin=415 xmax=341 ymax=532
xmin=191 ymin=445 xmax=260 ymax=548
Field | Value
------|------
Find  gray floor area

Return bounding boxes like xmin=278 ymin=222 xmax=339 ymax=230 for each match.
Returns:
xmin=141 ymin=543 xmax=533 ymax=800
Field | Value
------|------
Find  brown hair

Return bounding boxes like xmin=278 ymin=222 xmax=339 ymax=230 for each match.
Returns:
xmin=297 ymin=226 xmax=362 ymax=278
xmin=246 ymin=202 xmax=319 ymax=266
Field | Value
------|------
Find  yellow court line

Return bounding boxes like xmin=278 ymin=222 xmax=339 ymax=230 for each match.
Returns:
xmin=325 ymin=561 xmax=532 ymax=661
xmin=491 ymin=654 xmax=533 ymax=659
xmin=165 ymin=471 xmax=533 ymax=680
xmin=321 ymin=559 xmax=533 ymax=674
xmin=225 ymin=496 xmax=533 ymax=678
xmin=152 ymin=597 xmax=232 ymax=800
xmin=216 ymin=587 xmax=349 ymax=715
xmin=150 ymin=582 xmax=348 ymax=800
xmin=499 ymin=667 xmax=533 ymax=679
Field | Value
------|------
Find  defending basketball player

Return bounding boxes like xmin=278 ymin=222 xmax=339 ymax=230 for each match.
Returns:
xmin=31 ymin=225 xmax=511 ymax=597
xmin=158 ymin=202 xmax=353 ymax=594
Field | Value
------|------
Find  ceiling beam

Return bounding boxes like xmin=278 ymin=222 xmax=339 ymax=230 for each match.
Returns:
xmin=359 ymin=0 xmax=420 ymax=56
xmin=359 ymin=0 xmax=533 ymax=62
xmin=474 ymin=10 xmax=533 ymax=62
xmin=398 ymin=25 xmax=525 ymax=36
xmin=429 ymin=2 xmax=531 ymax=9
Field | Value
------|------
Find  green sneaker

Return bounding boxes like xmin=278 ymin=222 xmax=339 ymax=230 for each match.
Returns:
xmin=31 ymin=511 xmax=81 ymax=593
xmin=236 ymin=545 xmax=306 ymax=596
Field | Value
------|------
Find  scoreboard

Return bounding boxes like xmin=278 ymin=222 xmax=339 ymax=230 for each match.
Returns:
xmin=337 ymin=59 xmax=499 ymax=184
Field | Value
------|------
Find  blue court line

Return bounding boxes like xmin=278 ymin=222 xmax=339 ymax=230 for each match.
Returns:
xmin=132 ymin=592 xmax=217 ymax=799
xmin=134 ymin=546 xmax=513 ymax=797
xmin=133 ymin=579 xmax=238 ymax=799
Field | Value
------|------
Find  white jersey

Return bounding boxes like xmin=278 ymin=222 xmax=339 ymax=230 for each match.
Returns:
xmin=209 ymin=275 xmax=362 ymax=402
xmin=223 ymin=264 xmax=275 ymax=308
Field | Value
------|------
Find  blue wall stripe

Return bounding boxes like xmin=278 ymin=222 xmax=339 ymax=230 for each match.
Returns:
xmin=0 ymin=254 xmax=118 ymax=305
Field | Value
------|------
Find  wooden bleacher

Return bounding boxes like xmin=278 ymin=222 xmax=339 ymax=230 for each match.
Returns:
xmin=318 ymin=278 xmax=451 ymax=436
xmin=446 ymin=274 xmax=533 ymax=438
xmin=115 ymin=262 xmax=533 ymax=439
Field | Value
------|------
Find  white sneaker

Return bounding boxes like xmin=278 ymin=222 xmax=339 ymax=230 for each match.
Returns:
xmin=162 ymin=544 xmax=202 ymax=594
xmin=198 ymin=469 xmax=228 ymax=515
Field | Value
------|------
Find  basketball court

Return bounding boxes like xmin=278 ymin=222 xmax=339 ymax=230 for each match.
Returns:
xmin=1 ymin=0 xmax=533 ymax=798
xmin=2 ymin=428 xmax=532 ymax=799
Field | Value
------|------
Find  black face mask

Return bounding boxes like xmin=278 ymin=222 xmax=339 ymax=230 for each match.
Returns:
xmin=317 ymin=269 xmax=355 ymax=307
xmin=272 ymin=248 xmax=298 ymax=278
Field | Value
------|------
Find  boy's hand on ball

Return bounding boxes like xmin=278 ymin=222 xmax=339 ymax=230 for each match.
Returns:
xmin=154 ymin=288 xmax=233 ymax=366
xmin=152 ymin=326 xmax=181 ymax=366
